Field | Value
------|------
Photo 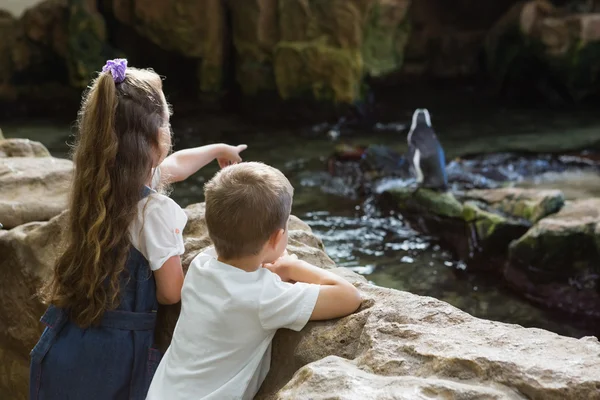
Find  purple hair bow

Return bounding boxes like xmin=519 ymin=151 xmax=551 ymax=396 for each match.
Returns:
xmin=102 ymin=58 xmax=128 ymax=83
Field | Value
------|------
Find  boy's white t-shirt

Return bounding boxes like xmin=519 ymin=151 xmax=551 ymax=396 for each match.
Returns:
xmin=129 ymin=168 xmax=187 ymax=270
xmin=146 ymin=247 xmax=321 ymax=400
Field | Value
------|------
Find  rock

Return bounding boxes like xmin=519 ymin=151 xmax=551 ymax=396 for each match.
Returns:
xmin=0 ymin=215 xmax=61 ymax=400
xmin=21 ymin=0 xmax=69 ymax=58
xmin=485 ymin=0 xmax=600 ymax=102
xmin=462 ymin=200 xmax=527 ymax=244
xmin=0 ymin=0 xmax=70 ymax=105
xmin=66 ymin=0 xmax=117 ymax=88
xmin=386 ymin=187 xmax=464 ymax=218
xmin=506 ymin=198 xmax=600 ymax=318
xmin=380 ymin=187 xmax=531 ymax=270
xmin=12 ymin=0 xmax=69 ymax=81
xmin=274 ymin=0 xmax=410 ymax=103
xmin=226 ymin=0 xmax=279 ymax=95
xmin=106 ymin=0 xmax=226 ymax=92
xmin=463 ymin=187 xmax=565 ymax=223
xmin=257 ymin=284 xmax=600 ymax=399
xmin=0 ymin=138 xmax=51 ymax=158
xmin=0 ymin=11 xmax=18 ymax=85
xmin=400 ymin=0 xmax=519 ymax=80
xmin=0 ymin=157 xmax=72 ymax=229
xmin=276 ymin=358 xmax=519 ymax=399
xmin=3 ymin=195 xmax=600 ymax=399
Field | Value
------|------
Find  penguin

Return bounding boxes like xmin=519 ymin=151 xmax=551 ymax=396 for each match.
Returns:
xmin=407 ymin=108 xmax=448 ymax=191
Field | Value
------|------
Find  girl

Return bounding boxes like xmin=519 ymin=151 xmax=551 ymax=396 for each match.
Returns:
xmin=29 ymin=59 xmax=247 ymax=400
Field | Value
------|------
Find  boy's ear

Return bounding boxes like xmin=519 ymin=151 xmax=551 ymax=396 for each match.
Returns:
xmin=269 ymin=228 xmax=285 ymax=249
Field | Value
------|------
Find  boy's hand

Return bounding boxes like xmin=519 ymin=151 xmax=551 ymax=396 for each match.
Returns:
xmin=217 ymin=144 xmax=248 ymax=169
xmin=263 ymin=251 xmax=298 ymax=282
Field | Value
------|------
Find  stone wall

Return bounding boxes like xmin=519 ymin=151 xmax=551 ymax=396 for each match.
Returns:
xmin=4 ymin=0 xmax=597 ymax=108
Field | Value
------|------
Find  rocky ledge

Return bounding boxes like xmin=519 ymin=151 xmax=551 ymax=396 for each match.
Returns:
xmin=1 ymin=140 xmax=600 ymax=399
xmin=381 ymin=186 xmax=600 ymax=324
xmin=0 ymin=137 xmax=72 ymax=229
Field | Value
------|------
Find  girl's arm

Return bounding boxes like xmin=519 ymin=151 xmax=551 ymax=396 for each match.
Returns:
xmin=153 ymin=255 xmax=184 ymax=304
xmin=159 ymin=143 xmax=247 ymax=183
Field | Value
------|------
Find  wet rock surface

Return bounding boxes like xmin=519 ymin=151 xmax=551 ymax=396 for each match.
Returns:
xmin=506 ymin=198 xmax=600 ymax=318
xmin=381 ymin=182 xmax=600 ymax=325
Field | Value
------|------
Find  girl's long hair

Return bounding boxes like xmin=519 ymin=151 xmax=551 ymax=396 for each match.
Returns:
xmin=41 ymin=67 xmax=171 ymax=328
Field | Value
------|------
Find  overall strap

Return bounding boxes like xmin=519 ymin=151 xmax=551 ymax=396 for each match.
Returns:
xmin=141 ymin=185 xmax=153 ymax=199
xmin=99 ymin=309 xmax=157 ymax=331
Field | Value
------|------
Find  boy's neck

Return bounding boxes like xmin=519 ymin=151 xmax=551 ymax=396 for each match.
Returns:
xmin=217 ymin=254 xmax=263 ymax=272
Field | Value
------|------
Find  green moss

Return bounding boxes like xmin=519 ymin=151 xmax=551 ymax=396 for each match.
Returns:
xmin=198 ymin=62 xmax=223 ymax=93
xmin=234 ymin=41 xmax=277 ymax=95
xmin=389 ymin=188 xmax=463 ymax=219
xmin=462 ymin=202 xmax=507 ymax=240
xmin=67 ymin=0 xmax=119 ymax=88
xmin=361 ymin=3 xmax=410 ymax=77
xmin=273 ymin=38 xmax=362 ymax=103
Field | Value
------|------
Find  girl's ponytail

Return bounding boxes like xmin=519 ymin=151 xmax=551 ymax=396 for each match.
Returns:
xmin=42 ymin=61 xmax=168 ymax=328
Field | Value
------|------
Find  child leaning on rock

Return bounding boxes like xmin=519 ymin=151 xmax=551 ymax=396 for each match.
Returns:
xmin=146 ymin=161 xmax=362 ymax=400
xmin=29 ymin=58 xmax=246 ymax=400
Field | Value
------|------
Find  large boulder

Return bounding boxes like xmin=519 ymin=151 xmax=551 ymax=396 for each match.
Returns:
xmin=105 ymin=0 xmax=227 ymax=92
xmin=379 ymin=187 xmax=531 ymax=268
xmin=381 ymin=185 xmax=600 ymax=321
xmin=0 ymin=157 xmax=72 ymax=229
xmin=507 ymin=198 xmax=600 ymax=318
xmin=66 ymin=0 xmax=118 ymax=88
xmin=401 ymin=0 xmax=520 ymax=80
xmin=273 ymin=0 xmax=411 ymax=103
xmin=463 ymin=187 xmax=565 ymax=223
xmin=265 ymin=286 xmax=600 ymax=399
xmin=0 ymin=138 xmax=51 ymax=158
xmin=485 ymin=0 xmax=600 ymax=102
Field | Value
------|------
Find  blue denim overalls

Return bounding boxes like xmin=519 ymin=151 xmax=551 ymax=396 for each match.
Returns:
xmin=29 ymin=187 xmax=162 ymax=400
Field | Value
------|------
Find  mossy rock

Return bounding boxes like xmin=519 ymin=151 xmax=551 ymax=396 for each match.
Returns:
xmin=361 ymin=1 xmax=411 ymax=77
xmin=273 ymin=39 xmax=363 ymax=103
xmin=508 ymin=198 xmax=600 ymax=276
xmin=462 ymin=201 xmax=509 ymax=242
xmin=272 ymin=0 xmax=410 ymax=104
xmin=463 ymin=188 xmax=565 ymax=224
xmin=388 ymin=187 xmax=464 ymax=219
xmin=67 ymin=0 xmax=120 ymax=88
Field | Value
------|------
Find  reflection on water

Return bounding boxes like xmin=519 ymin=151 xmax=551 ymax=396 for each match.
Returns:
xmin=3 ymin=105 xmax=600 ymax=338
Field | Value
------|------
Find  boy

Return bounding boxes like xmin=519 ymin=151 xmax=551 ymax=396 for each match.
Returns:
xmin=146 ymin=161 xmax=362 ymax=400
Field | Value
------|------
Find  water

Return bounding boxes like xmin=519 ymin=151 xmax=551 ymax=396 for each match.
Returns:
xmin=3 ymin=104 xmax=600 ymax=338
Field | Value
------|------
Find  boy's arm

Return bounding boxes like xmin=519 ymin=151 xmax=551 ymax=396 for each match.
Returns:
xmin=268 ymin=258 xmax=362 ymax=321
xmin=159 ymin=143 xmax=247 ymax=183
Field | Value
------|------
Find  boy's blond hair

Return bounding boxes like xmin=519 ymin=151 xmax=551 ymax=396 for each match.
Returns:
xmin=204 ymin=162 xmax=294 ymax=259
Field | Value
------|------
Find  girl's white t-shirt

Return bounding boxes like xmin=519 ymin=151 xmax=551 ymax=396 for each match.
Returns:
xmin=128 ymin=167 xmax=187 ymax=270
